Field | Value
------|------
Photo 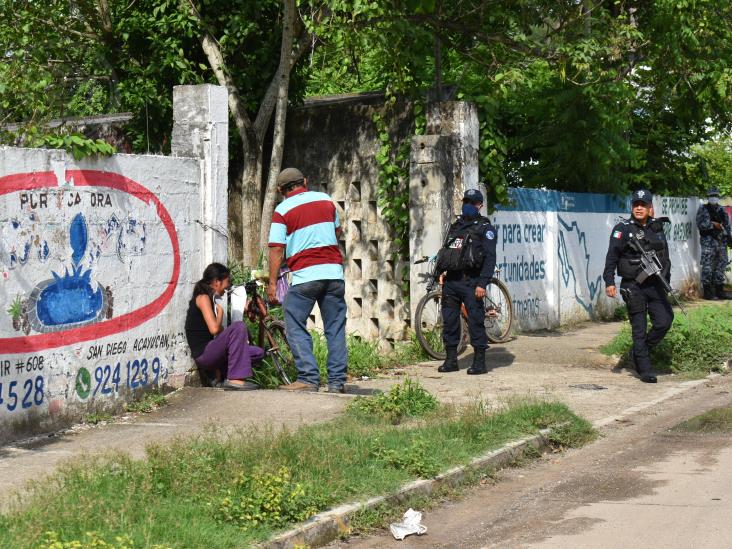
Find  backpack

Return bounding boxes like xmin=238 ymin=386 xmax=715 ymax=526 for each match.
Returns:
xmin=435 ymin=219 xmax=487 ymax=272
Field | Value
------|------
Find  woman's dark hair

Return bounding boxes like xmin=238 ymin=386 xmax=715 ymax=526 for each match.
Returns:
xmin=193 ymin=262 xmax=230 ymax=298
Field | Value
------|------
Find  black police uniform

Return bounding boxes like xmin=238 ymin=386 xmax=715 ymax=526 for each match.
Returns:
xmin=440 ymin=214 xmax=498 ymax=374
xmin=603 ymin=198 xmax=673 ymax=383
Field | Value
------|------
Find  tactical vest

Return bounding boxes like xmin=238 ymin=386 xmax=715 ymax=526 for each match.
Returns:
xmin=618 ymin=220 xmax=670 ymax=280
xmin=699 ymin=204 xmax=727 ymax=238
xmin=435 ymin=217 xmax=490 ymax=272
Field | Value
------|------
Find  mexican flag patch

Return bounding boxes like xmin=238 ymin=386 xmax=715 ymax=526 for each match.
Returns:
xmin=613 ymin=230 xmax=623 ymax=239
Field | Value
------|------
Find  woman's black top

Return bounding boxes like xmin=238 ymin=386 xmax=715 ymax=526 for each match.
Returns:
xmin=185 ymin=295 xmax=214 ymax=359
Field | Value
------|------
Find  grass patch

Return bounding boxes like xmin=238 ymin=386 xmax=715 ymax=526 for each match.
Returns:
xmin=347 ymin=378 xmax=439 ymax=423
xmin=252 ymin=329 xmax=432 ymax=389
xmin=124 ymin=390 xmax=168 ymax=414
xmin=84 ymin=412 xmax=113 ymax=425
xmin=0 ymin=382 xmax=594 ymax=549
xmin=601 ymin=302 xmax=732 ymax=378
xmin=672 ymin=407 xmax=732 ymax=433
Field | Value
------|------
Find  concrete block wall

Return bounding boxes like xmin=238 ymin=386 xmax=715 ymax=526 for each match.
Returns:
xmin=0 ymin=85 xmax=228 ymax=442
xmin=282 ymin=94 xmax=415 ymax=346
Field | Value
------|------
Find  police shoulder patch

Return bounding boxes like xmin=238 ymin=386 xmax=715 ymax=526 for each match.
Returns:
xmin=485 ymin=230 xmax=495 ymax=240
xmin=613 ymin=230 xmax=623 ymax=239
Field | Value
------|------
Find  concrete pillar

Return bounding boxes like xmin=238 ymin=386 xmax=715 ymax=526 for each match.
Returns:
xmin=409 ymin=102 xmax=480 ymax=325
xmin=408 ymin=135 xmax=456 ymax=324
xmin=426 ymin=102 xmax=480 ymax=215
xmin=172 ymin=84 xmax=229 ymax=266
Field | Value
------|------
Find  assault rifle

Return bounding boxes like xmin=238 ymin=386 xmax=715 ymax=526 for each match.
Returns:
xmin=627 ymin=232 xmax=688 ymax=318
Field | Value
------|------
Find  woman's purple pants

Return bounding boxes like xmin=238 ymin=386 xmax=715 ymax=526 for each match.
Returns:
xmin=195 ymin=321 xmax=264 ymax=380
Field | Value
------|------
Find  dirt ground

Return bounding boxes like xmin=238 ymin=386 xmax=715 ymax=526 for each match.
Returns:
xmin=328 ymin=373 xmax=732 ymax=548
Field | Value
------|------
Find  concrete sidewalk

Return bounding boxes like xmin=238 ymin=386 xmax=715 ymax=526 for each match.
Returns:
xmin=0 ymin=319 xmax=699 ymax=508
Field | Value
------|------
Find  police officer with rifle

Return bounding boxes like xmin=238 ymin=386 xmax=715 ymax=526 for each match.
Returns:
xmin=436 ymin=189 xmax=498 ymax=375
xmin=603 ymin=189 xmax=674 ymax=383
xmin=696 ymin=187 xmax=732 ymax=300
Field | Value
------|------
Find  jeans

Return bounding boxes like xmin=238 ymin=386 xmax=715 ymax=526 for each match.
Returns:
xmin=283 ymin=279 xmax=347 ymax=387
xmin=195 ymin=321 xmax=265 ymax=381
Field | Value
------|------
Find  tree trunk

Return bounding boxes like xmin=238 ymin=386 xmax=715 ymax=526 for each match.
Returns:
xmin=259 ymin=0 xmax=297 ymax=248
xmin=182 ymin=0 xmax=263 ymax=263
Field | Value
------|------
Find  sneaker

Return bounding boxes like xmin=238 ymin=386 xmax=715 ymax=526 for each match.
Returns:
xmin=327 ymin=384 xmax=346 ymax=394
xmin=279 ymin=381 xmax=319 ymax=392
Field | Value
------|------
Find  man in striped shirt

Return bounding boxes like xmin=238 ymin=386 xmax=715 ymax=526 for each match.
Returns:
xmin=267 ymin=168 xmax=348 ymax=392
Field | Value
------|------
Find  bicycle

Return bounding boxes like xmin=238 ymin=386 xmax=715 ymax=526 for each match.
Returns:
xmin=413 ymin=256 xmax=514 ymax=360
xmin=241 ymin=276 xmax=294 ymax=385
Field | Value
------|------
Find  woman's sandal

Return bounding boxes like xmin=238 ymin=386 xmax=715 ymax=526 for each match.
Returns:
xmin=221 ymin=380 xmax=259 ymax=391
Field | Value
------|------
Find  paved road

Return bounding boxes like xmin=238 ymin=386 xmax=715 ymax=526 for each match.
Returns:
xmin=329 ymin=374 xmax=732 ymax=549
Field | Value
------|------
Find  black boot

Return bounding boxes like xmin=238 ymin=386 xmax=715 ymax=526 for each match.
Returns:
xmin=703 ymin=284 xmax=719 ymax=300
xmin=438 ymin=346 xmax=459 ymax=372
xmin=467 ymin=347 xmax=487 ymax=375
xmin=639 ymin=370 xmax=658 ymax=383
xmin=715 ymin=284 xmax=731 ymax=300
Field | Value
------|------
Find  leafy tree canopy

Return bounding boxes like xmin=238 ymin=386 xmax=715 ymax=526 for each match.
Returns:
xmin=305 ymin=0 xmax=732 ymax=201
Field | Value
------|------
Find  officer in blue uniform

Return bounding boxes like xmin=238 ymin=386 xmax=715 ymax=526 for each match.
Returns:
xmin=603 ymin=189 xmax=673 ymax=383
xmin=439 ymin=189 xmax=498 ymax=375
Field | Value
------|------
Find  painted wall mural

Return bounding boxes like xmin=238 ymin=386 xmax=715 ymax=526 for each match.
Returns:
xmin=493 ymin=188 xmax=702 ymax=331
xmin=0 ymin=159 xmax=201 ymax=443
xmin=1 ymin=170 xmax=180 ymax=353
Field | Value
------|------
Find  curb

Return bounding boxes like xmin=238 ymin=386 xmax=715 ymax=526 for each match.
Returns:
xmin=263 ymin=428 xmax=554 ymax=549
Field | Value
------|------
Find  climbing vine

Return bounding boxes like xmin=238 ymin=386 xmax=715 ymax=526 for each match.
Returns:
xmin=373 ymin=95 xmax=426 ymax=263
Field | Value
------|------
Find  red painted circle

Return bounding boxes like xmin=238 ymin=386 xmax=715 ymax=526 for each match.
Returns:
xmin=1 ymin=170 xmax=181 ymax=353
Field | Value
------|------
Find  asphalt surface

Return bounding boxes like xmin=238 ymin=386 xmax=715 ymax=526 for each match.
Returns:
xmin=329 ymin=374 xmax=732 ymax=549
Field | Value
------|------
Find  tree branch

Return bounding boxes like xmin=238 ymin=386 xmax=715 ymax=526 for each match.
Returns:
xmin=253 ymin=20 xmax=312 ymax=142
xmin=181 ymin=0 xmax=254 ymax=142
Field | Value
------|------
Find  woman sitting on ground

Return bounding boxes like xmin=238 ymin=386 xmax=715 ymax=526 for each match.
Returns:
xmin=185 ymin=262 xmax=264 ymax=390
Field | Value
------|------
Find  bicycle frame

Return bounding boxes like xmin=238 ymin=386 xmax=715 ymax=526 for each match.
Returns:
xmin=244 ymin=281 xmax=292 ymax=384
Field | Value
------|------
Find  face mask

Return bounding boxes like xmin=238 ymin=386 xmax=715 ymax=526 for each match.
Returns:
xmin=462 ymin=203 xmax=480 ymax=218
xmin=709 ymin=197 xmax=720 ymax=205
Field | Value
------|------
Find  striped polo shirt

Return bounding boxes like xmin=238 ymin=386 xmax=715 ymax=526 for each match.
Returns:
xmin=268 ymin=188 xmax=344 ymax=285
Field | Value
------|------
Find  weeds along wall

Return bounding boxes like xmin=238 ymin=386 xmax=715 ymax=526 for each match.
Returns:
xmin=0 ymin=85 xmax=228 ymax=442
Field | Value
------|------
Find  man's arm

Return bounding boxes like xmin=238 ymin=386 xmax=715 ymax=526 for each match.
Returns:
xmin=267 ymin=209 xmax=288 ymax=304
xmin=267 ymin=245 xmax=285 ymax=304
xmin=476 ymin=224 xmax=498 ymax=298
xmin=603 ymin=224 xmax=625 ymax=297
xmin=697 ymin=205 xmax=715 ymax=231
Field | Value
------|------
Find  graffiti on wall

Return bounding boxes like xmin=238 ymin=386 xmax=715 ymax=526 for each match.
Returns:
xmin=0 ymin=170 xmax=180 ymax=354
xmin=557 ymin=216 xmax=603 ymax=316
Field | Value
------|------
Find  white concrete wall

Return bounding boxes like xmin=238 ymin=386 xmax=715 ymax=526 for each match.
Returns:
xmin=491 ymin=189 xmax=702 ymax=331
xmin=0 ymin=85 xmax=228 ymax=442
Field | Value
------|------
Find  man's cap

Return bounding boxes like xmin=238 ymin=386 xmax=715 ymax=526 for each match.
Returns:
xmin=707 ymin=186 xmax=721 ymax=197
xmin=463 ymin=188 xmax=484 ymax=204
xmin=276 ymin=167 xmax=304 ymax=188
xmin=631 ymin=189 xmax=653 ymax=205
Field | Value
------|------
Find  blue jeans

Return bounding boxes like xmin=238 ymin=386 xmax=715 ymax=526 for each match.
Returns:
xmin=283 ymin=279 xmax=347 ymax=387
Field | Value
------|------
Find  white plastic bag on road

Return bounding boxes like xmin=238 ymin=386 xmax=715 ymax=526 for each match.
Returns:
xmin=389 ymin=508 xmax=427 ymax=540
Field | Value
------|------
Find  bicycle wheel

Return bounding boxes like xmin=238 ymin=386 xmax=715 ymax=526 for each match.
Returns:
xmin=483 ymin=278 xmax=513 ymax=343
xmin=264 ymin=320 xmax=295 ymax=385
xmin=414 ymin=290 xmax=468 ymax=360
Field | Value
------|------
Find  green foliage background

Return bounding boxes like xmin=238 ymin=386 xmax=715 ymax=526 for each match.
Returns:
xmin=2 ymin=1 xmax=732 ymax=222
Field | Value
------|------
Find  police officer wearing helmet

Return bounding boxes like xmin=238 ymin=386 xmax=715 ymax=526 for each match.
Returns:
xmin=438 ymin=188 xmax=498 ymax=375
xmin=695 ymin=187 xmax=732 ymax=300
xmin=603 ymin=189 xmax=673 ymax=384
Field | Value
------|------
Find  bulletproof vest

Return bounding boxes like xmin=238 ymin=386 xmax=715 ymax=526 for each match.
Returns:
xmin=699 ymin=204 xmax=727 ymax=238
xmin=436 ymin=217 xmax=489 ymax=272
xmin=618 ymin=219 xmax=670 ymax=280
